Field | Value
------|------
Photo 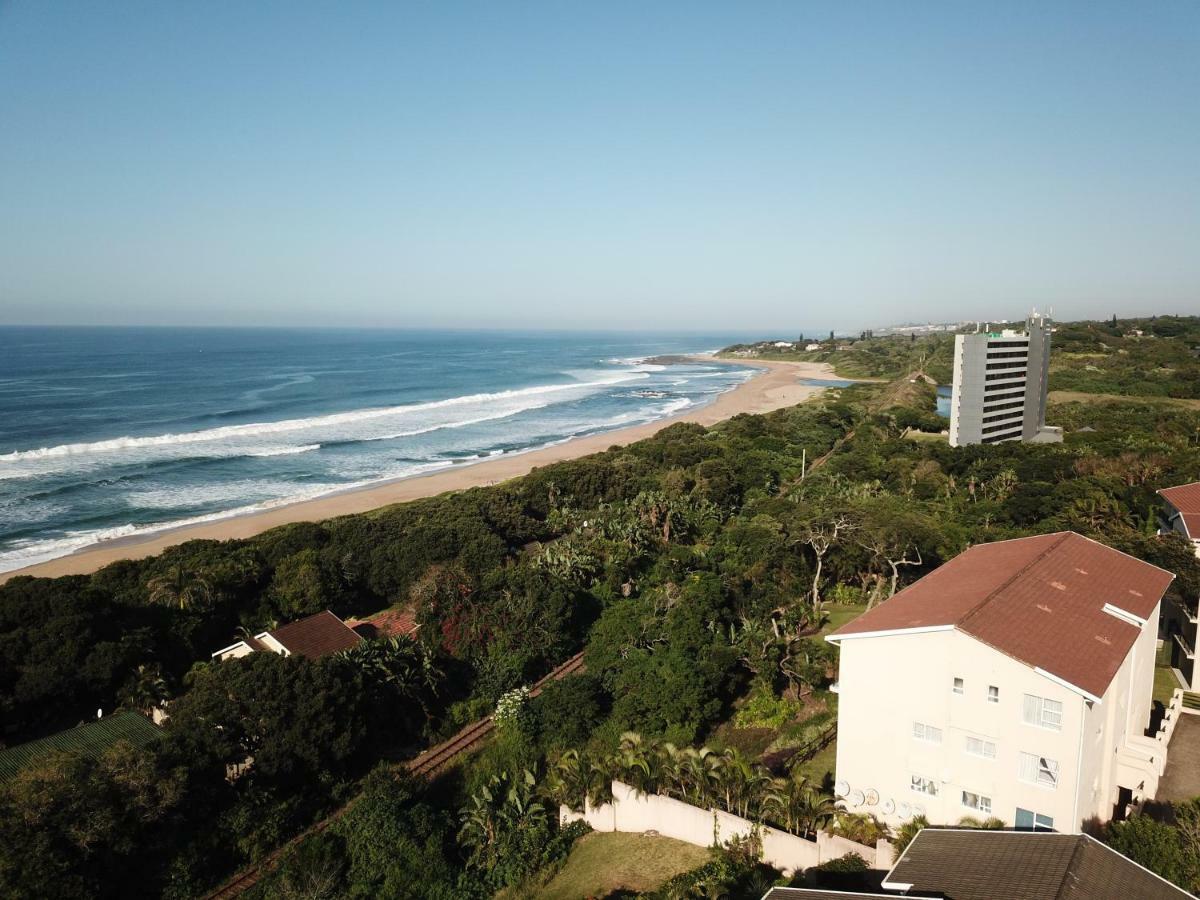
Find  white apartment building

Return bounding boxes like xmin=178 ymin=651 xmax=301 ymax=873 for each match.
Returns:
xmin=948 ymin=313 xmax=1061 ymax=447
xmin=826 ymin=532 xmax=1174 ymax=833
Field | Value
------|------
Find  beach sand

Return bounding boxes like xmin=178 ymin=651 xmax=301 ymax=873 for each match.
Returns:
xmin=0 ymin=358 xmax=840 ymax=583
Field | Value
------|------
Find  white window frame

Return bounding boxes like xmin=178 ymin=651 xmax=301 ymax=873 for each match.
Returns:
xmin=987 ymin=685 xmax=1000 ymax=704
xmin=911 ymin=774 xmax=939 ymax=796
xmin=953 ymin=677 xmax=964 ymax=695
xmin=965 ymin=736 xmax=997 ymax=760
xmin=1022 ymin=694 xmax=1063 ymax=731
xmin=912 ymin=722 xmax=943 ymax=744
xmin=1019 ymin=751 xmax=1059 ymax=789
xmin=962 ymin=790 xmax=992 ymax=814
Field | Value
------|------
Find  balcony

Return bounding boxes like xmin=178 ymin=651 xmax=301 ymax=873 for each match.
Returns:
xmin=1174 ymin=632 xmax=1195 ymax=661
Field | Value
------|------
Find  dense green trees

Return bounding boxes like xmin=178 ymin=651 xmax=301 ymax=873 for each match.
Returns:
xmin=5 ymin=329 xmax=1200 ymax=895
xmin=0 ymin=742 xmax=185 ymax=899
xmin=1105 ymin=813 xmax=1198 ymax=892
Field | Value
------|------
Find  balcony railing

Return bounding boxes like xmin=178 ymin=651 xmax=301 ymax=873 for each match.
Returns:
xmin=1174 ymin=632 xmax=1196 ymax=661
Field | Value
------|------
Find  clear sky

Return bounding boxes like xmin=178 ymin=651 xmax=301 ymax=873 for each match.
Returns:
xmin=1 ymin=2 xmax=1197 ymax=331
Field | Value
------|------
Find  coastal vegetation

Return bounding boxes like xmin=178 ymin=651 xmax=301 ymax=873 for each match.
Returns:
xmin=3 ymin=317 xmax=1200 ymax=896
xmin=725 ymin=315 xmax=1200 ymax=399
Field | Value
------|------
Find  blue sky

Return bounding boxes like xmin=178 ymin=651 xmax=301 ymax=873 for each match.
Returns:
xmin=1 ymin=1 xmax=1197 ymax=330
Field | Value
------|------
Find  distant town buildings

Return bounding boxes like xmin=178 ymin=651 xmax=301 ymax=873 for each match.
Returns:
xmin=825 ymin=532 xmax=1173 ymax=834
xmin=948 ymin=313 xmax=1061 ymax=447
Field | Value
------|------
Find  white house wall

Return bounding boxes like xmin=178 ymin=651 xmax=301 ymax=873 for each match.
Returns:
xmin=833 ymin=627 xmax=1153 ymax=832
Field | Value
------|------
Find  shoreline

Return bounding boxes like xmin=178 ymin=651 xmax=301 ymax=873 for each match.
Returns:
xmin=0 ymin=358 xmax=842 ymax=583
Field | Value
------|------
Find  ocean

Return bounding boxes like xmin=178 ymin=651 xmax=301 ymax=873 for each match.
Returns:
xmin=0 ymin=327 xmax=762 ymax=573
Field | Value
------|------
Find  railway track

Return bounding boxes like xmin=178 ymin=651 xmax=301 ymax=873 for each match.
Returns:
xmin=203 ymin=651 xmax=586 ymax=898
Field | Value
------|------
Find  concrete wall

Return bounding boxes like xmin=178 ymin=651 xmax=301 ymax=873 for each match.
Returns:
xmin=833 ymin=624 xmax=1161 ymax=833
xmin=560 ymin=781 xmax=894 ymax=875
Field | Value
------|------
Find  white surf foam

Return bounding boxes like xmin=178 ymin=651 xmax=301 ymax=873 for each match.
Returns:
xmin=0 ymin=372 xmax=649 ymax=478
xmin=246 ymin=444 xmax=321 ymax=458
xmin=0 ymin=459 xmax=457 ymax=573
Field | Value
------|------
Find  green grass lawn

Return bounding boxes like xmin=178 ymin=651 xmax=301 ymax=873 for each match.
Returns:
xmin=791 ymin=739 xmax=837 ymax=791
xmin=821 ymin=602 xmax=864 ymax=636
xmin=1155 ymin=664 xmax=1182 ymax=705
xmin=524 ymin=831 xmax=709 ymax=900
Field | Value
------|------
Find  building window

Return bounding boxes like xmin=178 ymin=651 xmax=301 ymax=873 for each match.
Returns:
xmin=953 ymin=677 xmax=964 ymax=695
xmin=962 ymin=791 xmax=992 ymax=814
xmin=1015 ymin=808 xmax=1054 ymax=831
xmin=988 ymin=685 xmax=1000 ymax=704
xmin=1022 ymin=694 xmax=1063 ymax=731
xmin=913 ymin=722 xmax=943 ymax=744
xmin=965 ymin=736 xmax=997 ymax=759
xmin=1019 ymin=751 xmax=1059 ymax=789
xmin=911 ymin=775 xmax=939 ymax=796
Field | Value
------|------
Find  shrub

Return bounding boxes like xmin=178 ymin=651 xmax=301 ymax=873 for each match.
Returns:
xmin=1105 ymin=814 xmax=1196 ymax=891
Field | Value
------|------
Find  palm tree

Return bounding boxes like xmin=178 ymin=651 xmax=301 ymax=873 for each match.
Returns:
xmin=544 ymin=749 xmax=589 ymax=812
xmin=119 ymin=663 xmax=169 ymax=715
xmin=458 ymin=770 xmax=546 ymax=873
xmin=764 ymin=772 xmax=835 ymax=837
xmin=710 ymin=748 xmax=768 ymax=819
xmin=146 ymin=564 xmax=214 ymax=610
xmin=614 ymin=731 xmax=658 ymax=796
xmin=894 ymin=815 xmax=930 ymax=854
xmin=656 ymin=742 xmax=689 ymax=801
xmin=338 ymin=636 xmax=443 ymax=718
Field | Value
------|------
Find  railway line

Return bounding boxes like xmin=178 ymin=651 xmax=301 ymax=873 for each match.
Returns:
xmin=203 ymin=651 xmax=586 ymax=898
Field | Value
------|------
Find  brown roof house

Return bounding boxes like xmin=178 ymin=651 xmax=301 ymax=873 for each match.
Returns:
xmin=211 ymin=610 xmax=362 ymax=662
xmin=826 ymin=532 xmax=1174 ymax=834
xmin=1156 ymin=482 xmax=1200 ymax=690
xmin=1158 ymin=482 xmax=1200 ymax=551
xmin=762 ymin=827 xmax=1189 ymax=899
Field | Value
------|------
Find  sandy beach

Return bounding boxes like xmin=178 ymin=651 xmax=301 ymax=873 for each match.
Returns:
xmin=0 ymin=358 xmax=840 ymax=583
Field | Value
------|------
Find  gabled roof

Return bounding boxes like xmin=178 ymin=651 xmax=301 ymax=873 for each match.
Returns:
xmin=882 ymin=829 xmax=1190 ymax=899
xmin=1158 ymin=482 xmax=1200 ymax=539
xmin=828 ymin=532 xmax=1174 ymax=700
xmin=269 ymin=610 xmax=362 ymax=659
xmin=0 ymin=710 xmax=162 ymax=780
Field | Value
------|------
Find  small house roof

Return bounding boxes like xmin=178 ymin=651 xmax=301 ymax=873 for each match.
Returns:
xmin=883 ymin=829 xmax=1190 ymax=899
xmin=269 ymin=610 xmax=362 ymax=659
xmin=0 ymin=710 xmax=163 ymax=781
xmin=1158 ymin=482 xmax=1200 ymax=538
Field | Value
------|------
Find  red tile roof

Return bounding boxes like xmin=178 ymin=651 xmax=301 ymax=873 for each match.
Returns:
xmin=269 ymin=610 xmax=362 ymax=659
xmin=1158 ymin=482 xmax=1200 ymax=538
xmin=829 ymin=532 xmax=1174 ymax=699
xmin=347 ymin=608 xmax=419 ymax=640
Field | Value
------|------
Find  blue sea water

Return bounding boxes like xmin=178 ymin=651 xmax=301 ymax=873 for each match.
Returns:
xmin=0 ymin=327 xmax=761 ymax=572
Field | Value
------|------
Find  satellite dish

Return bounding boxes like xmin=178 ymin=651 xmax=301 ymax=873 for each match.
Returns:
xmin=849 ymin=789 xmax=865 ymax=807
xmin=864 ymin=789 xmax=879 ymax=806
xmin=898 ymin=802 xmax=911 ymax=818
xmin=882 ymin=799 xmax=896 ymax=814
xmin=834 ymin=780 xmax=850 ymax=798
